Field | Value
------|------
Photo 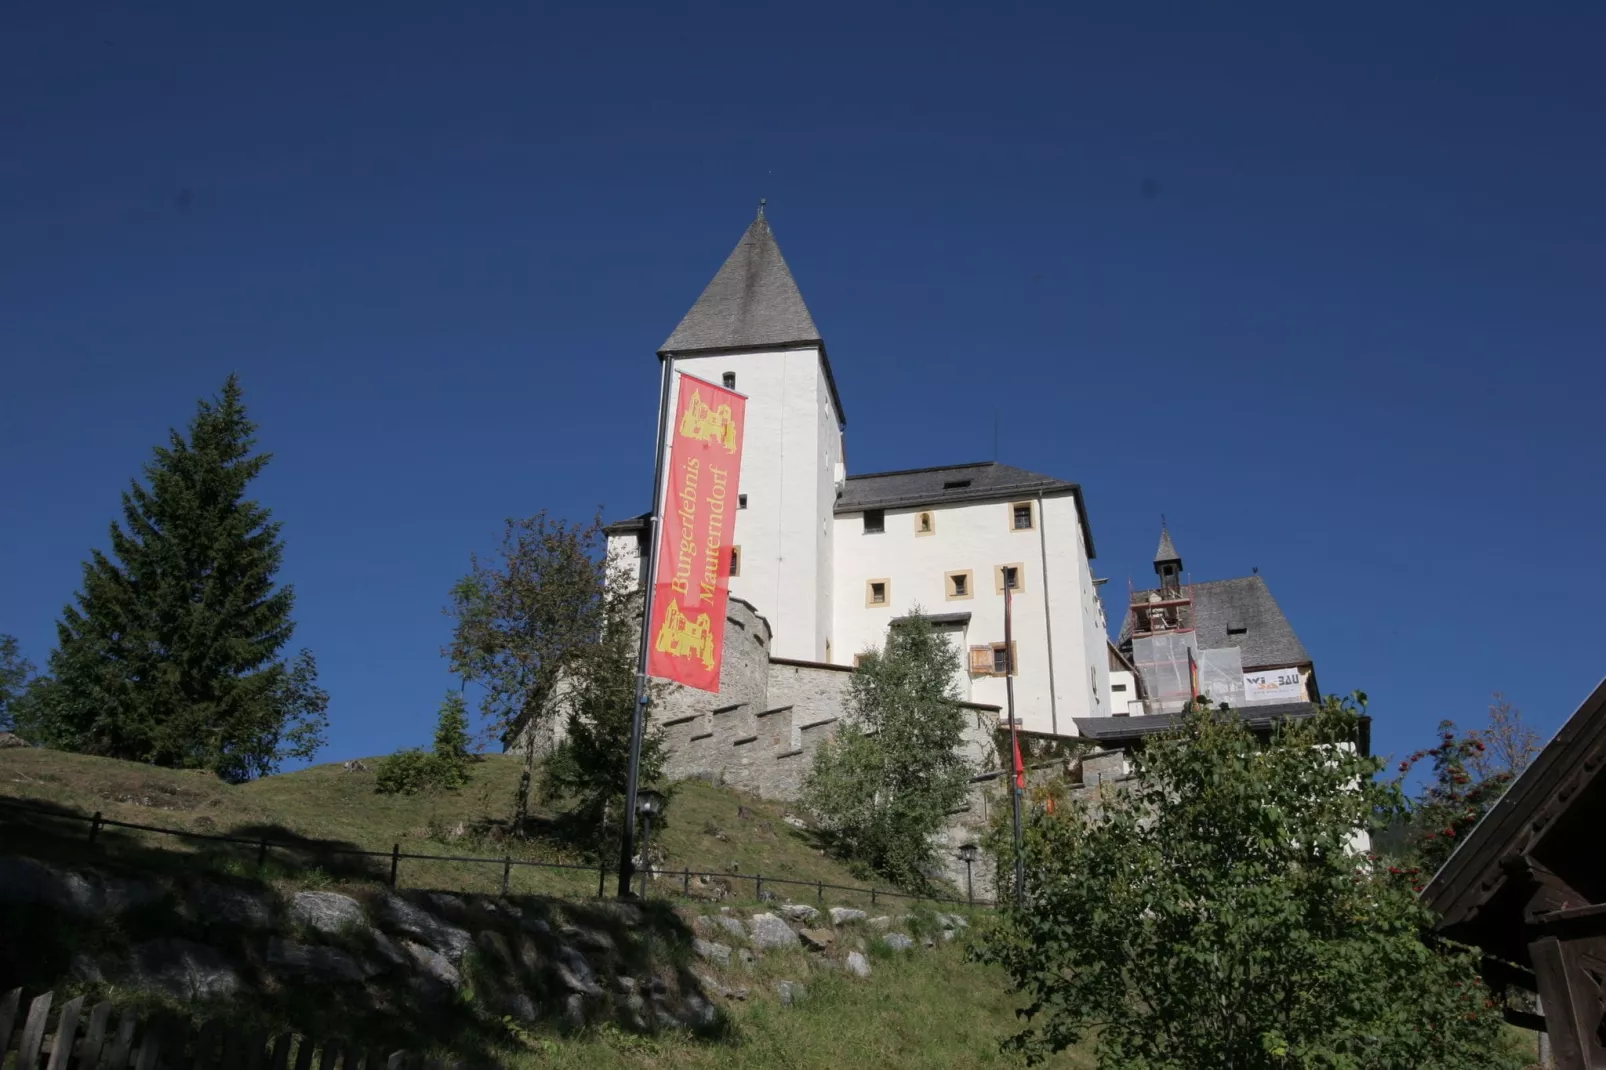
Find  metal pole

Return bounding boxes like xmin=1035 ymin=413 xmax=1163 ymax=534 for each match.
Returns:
xmin=638 ymin=813 xmax=654 ymax=899
xmin=618 ymin=355 xmax=676 ymax=898
xmin=1005 ymin=584 xmax=1025 ymax=906
xmin=965 ymin=860 xmax=974 ymax=908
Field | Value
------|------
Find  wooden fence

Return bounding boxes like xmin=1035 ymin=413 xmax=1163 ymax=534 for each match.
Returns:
xmin=0 ymin=988 xmax=457 ymax=1070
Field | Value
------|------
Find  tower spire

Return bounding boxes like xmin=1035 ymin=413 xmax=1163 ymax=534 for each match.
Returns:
xmin=659 ymin=213 xmax=821 ymax=356
xmin=1153 ymin=519 xmax=1182 ymax=591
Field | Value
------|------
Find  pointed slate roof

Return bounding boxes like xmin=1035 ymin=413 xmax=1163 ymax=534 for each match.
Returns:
xmin=1117 ymin=575 xmax=1311 ymax=670
xmin=1154 ymin=525 xmax=1180 ymax=564
xmin=660 ymin=216 xmax=822 ymax=355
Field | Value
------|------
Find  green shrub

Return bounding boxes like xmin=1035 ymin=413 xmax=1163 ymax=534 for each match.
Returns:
xmin=374 ymin=748 xmax=438 ymax=795
xmin=375 ymin=692 xmax=477 ymax=796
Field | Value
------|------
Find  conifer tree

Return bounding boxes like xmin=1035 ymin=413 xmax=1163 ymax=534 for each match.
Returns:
xmin=31 ymin=376 xmax=327 ymax=781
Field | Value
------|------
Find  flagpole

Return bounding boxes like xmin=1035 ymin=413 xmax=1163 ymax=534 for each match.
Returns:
xmin=1005 ymin=583 xmax=1025 ymax=906
xmin=618 ymin=354 xmax=676 ymax=898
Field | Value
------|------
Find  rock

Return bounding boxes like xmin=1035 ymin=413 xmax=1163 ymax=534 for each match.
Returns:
xmin=0 ymin=858 xmax=162 ymax=919
xmin=403 ymin=940 xmax=463 ymax=990
xmin=342 ymin=759 xmax=368 ymax=772
xmin=616 ymin=976 xmax=638 ymax=994
xmin=555 ymin=947 xmax=604 ymax=996
xmin=845 ymin=951 xmax=871 ymax=977
xmin=713 ymin=915 xmax=746 ymax=939
xmin=941 ymin=929 xmax=956 ymax=942
xmin=868 ymin=916 xmax=892 ymax=930
xmin=519 ymin=916 xmax=553 ymax=938
xmin=683 ymin=992 xmax=718 ymax=1027
xmin=502 ymin=993 xmax=537 ymax=1022
xmin=692 ymin=939 xmax=732 ymax=966
xmin=290 ymin=891 xmax=367 ymax=936
xmin=0 ymin=732 xmax=30 ymax=748
xmin=737 ymin=948 xmax=758 ymax=970
xmin=475 ymin=930 xmax=516 ymax=971
xmin=693 ymin=915 xmax=720 ymax=938
xmin=563 ymin=993 xmax=587 ymax=1030
xmin=829 ymin=907 xmax=867 ymax=926
xmin=189 ymin=883 xmax=275 ymax=930
xmin=923 ymin=936 xmax=937 ymax=949
xmin=377 ymin=894 xmax=470 ymax=961
xmin=935 ymin=912 xmax=969 ymax=930
xmin=748 ymin=912 xmax=801 ymax=949
xmin=730 ymin=986 xmax=750 ymax=1001
xmin=130 ymin=938 xmax=242 ymax=999
xmin=882 ymin=932 xmax=915 ymax=952
xmin=777 ymin=903 xmax=819 ymax=923
xmin=781 ymin=813 xmax=809 ymax=829
xmin=516 ymin=936 xmax=542 ymax=975
xmin=798 ymin=928 xmax=835 ymax=952
xmin=69 ymin=953 xmax=105 ymax=983
xmin=370 ymin=931 xmax=408 ymax=968
xmin=776 ymin=980 xmax=805 ymax=1007
xmin=561 ymin=925 xmax=615 ymax=953
xmin=694 ymin=970 xmax=731 ymax=999
xmin=267 ymin=938 xmax=372 ymax=983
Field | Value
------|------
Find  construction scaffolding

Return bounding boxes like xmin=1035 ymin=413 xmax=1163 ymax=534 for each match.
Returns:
xmin=1196 ymin=646 xmax=1245 ymax=709
xmin=1131 ymin=631 xmax=1199 ymax=715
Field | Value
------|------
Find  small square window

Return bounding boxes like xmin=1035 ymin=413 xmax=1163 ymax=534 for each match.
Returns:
xmin=916 ymin=511 xmax=934 ymax=535
xmin=1112 ymin=682 xmax=1128 ymax=692
xmin=992 ymin=645 xmax=1010 ymax=675
xmin=995 ymin=563 xmax=1026 ymax=593
xmin=729 ymin=546 xmax=741 ymax=577
xmin=866 ymin=579 xmax=890 ymax=606
xmin=722 ymin=372 xmax=736 ymax=389
xmin=738 ymin=494 xmax=748 ymax=509
xmin=946 ymin=569 xmax=974 ymax=601
xmin=1011 ymin=503 xmax=1035 ymax=531
xmin=863 ymin=509 xmax=885 ymax=534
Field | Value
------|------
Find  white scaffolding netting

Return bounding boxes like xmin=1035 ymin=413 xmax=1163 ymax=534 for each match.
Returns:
xmin=1196 ymin=647 xmax=1245 ymax=709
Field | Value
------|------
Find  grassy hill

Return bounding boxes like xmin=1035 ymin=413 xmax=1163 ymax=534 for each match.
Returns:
xmin=0 ymin=746 xmax=1092 ymax=1068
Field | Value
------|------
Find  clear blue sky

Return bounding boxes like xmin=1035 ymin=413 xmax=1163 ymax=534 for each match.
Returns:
xmin=4 ymin=3 xmax=1602 ymax=772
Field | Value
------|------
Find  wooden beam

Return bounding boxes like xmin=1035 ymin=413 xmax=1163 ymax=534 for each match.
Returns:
xmin=1530 ymin=902 xmax=1606 ymax=939
xmin=1502 ymin=1006 xmax=1546 ymax=1033
xmin=1530 ymin=936 xmax=1590 ymax=1070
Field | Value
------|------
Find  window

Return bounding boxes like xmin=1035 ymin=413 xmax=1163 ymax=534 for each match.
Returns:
xmin=722 ymin=372 xmax=736 ymax=389
xmin=863 ymin=509 xmax=885 ymax=534
xmin=946 ymin=570 xmax=973 ymax=601
xmin=916 ymin=511 xmax=934 ymax=535
xmin=738 ymin=493 xmax=748 ymax=509
xmin=1112 ymin=682 xmax=1128 ymax=692
xmin=943 ymin=479 xmax=972 ymax=490
xmin=991 ymin=642 xmax=1019 ymax=676
xmin=866 ymin=579 xmax=890 ymax=607
xmin=1010 ymin=502 xmax=1035 ymax=531
xmin=729 ymin=546 xmax=741 ymax=577
xmin=1227 ymin=626 xmax=1247 ymax=637
xmin=995 ymin=563 xmax=1025 ymax=593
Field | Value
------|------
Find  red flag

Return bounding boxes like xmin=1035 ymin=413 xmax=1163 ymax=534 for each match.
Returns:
xmin=1013 ymin=733 xmax=1026 ymax=790
xmin=646 ymin=375 xmax=746 ymax=692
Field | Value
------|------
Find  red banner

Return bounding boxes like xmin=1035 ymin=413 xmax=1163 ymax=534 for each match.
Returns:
xmin=645 ymin=374 xmax=746 ymax=692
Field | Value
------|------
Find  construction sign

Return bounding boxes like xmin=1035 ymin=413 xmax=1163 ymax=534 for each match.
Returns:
xmin=645 ymin=375 xmax=746 ymax=692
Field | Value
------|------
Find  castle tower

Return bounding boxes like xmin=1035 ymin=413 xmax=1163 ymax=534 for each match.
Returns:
xmin=1154 ymin=523 xmax=1182 ymax=594
xmin=657 ymin=211 xmax=845 ymax=661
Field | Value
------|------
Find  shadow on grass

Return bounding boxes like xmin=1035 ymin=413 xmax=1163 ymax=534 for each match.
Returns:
xmin=0 ymin=798 xmax=731 ymax=1064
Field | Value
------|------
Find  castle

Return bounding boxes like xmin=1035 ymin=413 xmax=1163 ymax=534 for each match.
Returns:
xmin=603 ymin=212 xmax=1326 ymax=856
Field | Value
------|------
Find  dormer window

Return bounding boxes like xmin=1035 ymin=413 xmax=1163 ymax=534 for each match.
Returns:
xmin=943 ymin=479 xmax=972 ymax=490
xmin=722 ymin=372 xmax=736 ymax=389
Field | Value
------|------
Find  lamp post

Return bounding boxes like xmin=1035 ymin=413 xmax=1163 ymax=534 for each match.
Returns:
xmin=635 ymin=789 xmax=666 ymax=899
xmin=958 ymin=843 xmax=979 ymax=907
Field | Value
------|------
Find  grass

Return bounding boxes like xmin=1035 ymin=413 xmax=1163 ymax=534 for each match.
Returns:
xmin=0 ymin=746 xmax=1086 ymax=1068
xmin=0 ymin=747 xmax=937 ymax=909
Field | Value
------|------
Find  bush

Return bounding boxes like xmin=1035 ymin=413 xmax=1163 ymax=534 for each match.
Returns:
xmin=374 ymin=749 xmax=439 ymax=796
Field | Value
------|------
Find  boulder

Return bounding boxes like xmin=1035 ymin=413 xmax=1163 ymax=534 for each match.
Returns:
xmin=828 ymin=907 xmax=867 ymax=926
xmin=713 ymin=915 xmax=746 ymax=939
xmin=694 ymin=970 xmax=732 ymax=999
xmin=502 ymin=993 xmax=537 ymax=1022
xmin=370 ymin=931 xmax=408 ymax=969
xmin=555 ymin=946 xmax=604 ymax=996
xmin=881 ymin=932 xmax=915 ymax=952
xmin=868 ymin=915 xmax=892 ymax=930
xmin=935 ymin=912 xmax=970 ymax=930
xmin=737 ymin=948 xmax=758 ymax=970
xmin=377 ymin=894 xmax=471 ymax=961
xmin=188 ymin=883 xmax=275 ymax=930
xmin=0 ymin=731 xmax=29 ymax=748
xmin=474 ymin=929 xmax=516 ymax=971
xmin=403 ymin=940 xmax=463 ymax=990
xmin=289 ymin=891 xmax=367 ymax=936
xmin=747 ymin=912 xmax=801 ymax=950
xmin=266 ymin=938 xmax=371 ymax=983
xmin=692 ymin=939 xmax=732 ymax=966
xmin=798 ymin=928 xmax=835 ymax=952
xmin=845 ymin=951 xmax=872 ymax=977
xmin=560 ymin=924 xmax=615 ymax=953
xmin=777 ymin=903 xmax=819 ymax=923
xmin=776 ymin=980 xmax=805 ymax=1007
xmin=563 ymin=993 xmax=587 ymax=1031
xmin=129 ymin=938 xmax=242 ymax=999
xmin=0 ymin=857 xmax=162 ymax=919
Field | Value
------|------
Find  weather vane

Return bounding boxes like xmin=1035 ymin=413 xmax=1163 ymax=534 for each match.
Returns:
xmin=757 ymin=197 xmax=766 ymax=219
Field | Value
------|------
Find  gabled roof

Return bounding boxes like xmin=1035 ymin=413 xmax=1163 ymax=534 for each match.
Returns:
xmin=1426 ymin=677 xmax=1606 ymax=942
xmin=1119 ymin=575 xmax=1310 ymax=670
xmin=835 ymin=462 xmax=1095 ymax=558
xmin=660 ymin=216 xmax=822 ymax=356
xmin=1155 ymin=526 xmax=1180 ymax=564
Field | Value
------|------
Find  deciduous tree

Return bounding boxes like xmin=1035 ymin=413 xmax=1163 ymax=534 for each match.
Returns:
xmin=802 ymin=611 xmax=973 ymax=890
xmin=978 ymin=697 xmax=1513 ymax=1069
xmin=0 ymin=635 xmax=36 ymax=733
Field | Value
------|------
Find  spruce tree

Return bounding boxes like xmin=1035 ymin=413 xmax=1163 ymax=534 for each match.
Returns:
xmin=35 ymin=376 xmax=327 ymax=781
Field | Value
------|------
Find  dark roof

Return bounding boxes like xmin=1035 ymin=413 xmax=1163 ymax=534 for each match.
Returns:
xmin=1155 ymin=526 xmax=1180 ymax=564
xmin=1074 ymin=702 xmax=1322 ymax=744
xmin=660 ymin=216 xmax=820 ymax=355
xmin=602 ymin=512 xmax=649 ymax=536
xmin=1426 ymin=677 xmax=1606 ymax=945
xmin=658 ymin=214 xmax=846 ymax=427
xmin=891 ymin=611 xmax=971 ymax=628
xmin=836 ymin=462 xmax=1096 ymax=559
xmin=1119 ymin=576 xmax=1310 ymax=670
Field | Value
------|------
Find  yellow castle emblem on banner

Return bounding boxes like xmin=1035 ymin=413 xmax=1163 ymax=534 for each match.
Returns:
xmin=654 ymin=600 xmax=715 ymax=670
xmin=678 ymin=390 xmax=738 ymax=452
